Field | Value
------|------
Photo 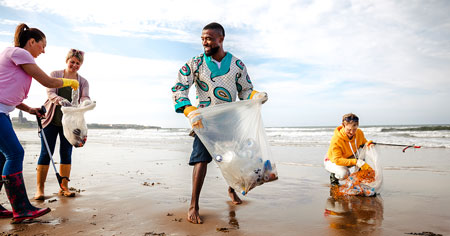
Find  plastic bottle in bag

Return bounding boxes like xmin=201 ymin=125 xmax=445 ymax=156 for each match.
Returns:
xmin=191 ymin=98 xmax=278 ymax=195
xmin=61 ymin=100 xmax=96 ymax=147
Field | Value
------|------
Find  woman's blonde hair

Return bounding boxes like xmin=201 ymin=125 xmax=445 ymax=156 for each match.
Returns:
xmin=66 ymin=48 xmax=84 ymax=63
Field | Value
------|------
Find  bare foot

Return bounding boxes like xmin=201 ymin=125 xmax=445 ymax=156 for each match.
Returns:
xmin=59 ymin=188 xmax=75 ymax=197
xmin=228 ymin=189 xmax=242 ymax=205
xmin=187 ymin=206 xmax=203 ymax=224
xmin=34 ymin=190 xmax=44 ymax=201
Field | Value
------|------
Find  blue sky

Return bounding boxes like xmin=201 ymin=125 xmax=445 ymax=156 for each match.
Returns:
xmin=1 ymin=0 xmax=449 ymax=128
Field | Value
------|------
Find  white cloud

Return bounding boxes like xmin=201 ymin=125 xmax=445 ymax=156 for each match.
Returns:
xmin=3 ymin=1 xmax=449 ymax=71
xmin=0 ymin=18 xmax=21 ymax=25
xmin=1 ymin=40 xmax=186 ymax=127
xmin=0 ymin=30 xmax=13 ymax=36
xmin=2 ymin=0 xmax=450 ymax=126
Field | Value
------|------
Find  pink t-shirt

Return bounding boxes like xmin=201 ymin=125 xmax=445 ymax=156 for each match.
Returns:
xmin=0 ymin=47 xmax=36 ymax=107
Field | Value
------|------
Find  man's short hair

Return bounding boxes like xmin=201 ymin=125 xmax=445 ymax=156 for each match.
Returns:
xmin=203 ymin=22 xmax=225 ymax=37
xmin=342 ymin=113 xmax=359 ymax=125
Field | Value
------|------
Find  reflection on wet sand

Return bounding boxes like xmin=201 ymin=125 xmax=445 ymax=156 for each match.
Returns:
xmin=324 ymin=187 xmax=384 ymax=235
xmin=228 ymin=205 xmax=240 ymax=229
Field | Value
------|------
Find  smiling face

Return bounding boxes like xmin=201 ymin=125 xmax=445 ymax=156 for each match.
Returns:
xmin=343 ymin=122 xmax=358 ymax=139
xmin=26 ymin=37 xmax=46 ymax=58
xmin=66 ymin=56 xmax=82 ymax=74
xmin=201 ymin=29 xmax=223 ymax=57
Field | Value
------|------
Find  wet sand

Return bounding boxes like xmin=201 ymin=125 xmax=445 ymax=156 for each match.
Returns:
xmin=1 ymin=130 xmax=450 ymax=235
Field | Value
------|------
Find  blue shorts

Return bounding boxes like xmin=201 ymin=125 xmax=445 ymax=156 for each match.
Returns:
xmin=189 ymin=135 xmax=212 ymax=166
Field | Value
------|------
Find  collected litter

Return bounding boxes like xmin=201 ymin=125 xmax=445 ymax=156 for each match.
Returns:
xmin=191 ymin=98 xmax=278 ymax=195
xmin=61 ymin=90 xmax=96 ymax=147
xmin=333 ymin=146 xmax=383 ymax=197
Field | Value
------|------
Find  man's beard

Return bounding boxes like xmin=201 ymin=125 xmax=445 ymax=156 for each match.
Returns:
xmin=205 ymin=46 xmax=220 ymax=56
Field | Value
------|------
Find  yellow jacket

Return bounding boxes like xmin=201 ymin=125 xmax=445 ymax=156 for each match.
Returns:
xmin=326 ymin=126 xmax=368 ymax=166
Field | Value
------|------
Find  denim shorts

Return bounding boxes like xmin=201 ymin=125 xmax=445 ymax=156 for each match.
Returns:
xmin=189 ymin=135 xmax=212 ymax=166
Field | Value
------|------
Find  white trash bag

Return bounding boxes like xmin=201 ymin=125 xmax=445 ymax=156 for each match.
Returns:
xmin=339 ymin=146 xmax=383 ymax=196
xmin=190 ymin=98 xmax=278 ymax=195
xmin=359 ymin=145 xmax=383 ymax=194
xmin=61 ymin=99 xmax=96 ymax=147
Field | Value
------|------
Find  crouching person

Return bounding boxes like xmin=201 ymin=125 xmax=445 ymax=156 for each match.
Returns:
xmin=324 ymin=113 xmax=373 ymax=186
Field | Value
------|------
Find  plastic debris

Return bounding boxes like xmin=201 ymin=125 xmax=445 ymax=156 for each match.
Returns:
xmin=191 ymin=98 xmax=278 ymax=195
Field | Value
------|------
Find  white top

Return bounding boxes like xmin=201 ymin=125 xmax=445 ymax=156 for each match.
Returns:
xmin=211 ymin=58 xmax=221 ymax=69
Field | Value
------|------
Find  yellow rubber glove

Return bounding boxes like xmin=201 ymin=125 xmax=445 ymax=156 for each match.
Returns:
xmin=250 ymin=90 xmax=268 ymax=104
xmin=254 ymin=92 xmax=268 ymax=104
xmin=356 ymin=159 xmax=373 ymax=171
xmin=361 ymin=163 xmax=373 ymax=171
xmin=249 ymin=90 xmax=259 ymax=99
xmin=183 ymin=106 xmax=197 ymax=117
xmin=183 ymin=106 xmax=203 ymax=129
xmin=60 ymin=78 xmax=79 ymax=90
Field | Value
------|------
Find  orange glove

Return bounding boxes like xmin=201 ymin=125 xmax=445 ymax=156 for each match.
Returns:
xmin=183 ymin=106 xmax=203 ymax=129
xmin=366 ymin=140 xmax=374 ymax=147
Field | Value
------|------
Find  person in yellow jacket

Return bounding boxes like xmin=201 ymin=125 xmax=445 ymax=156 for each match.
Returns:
xmin=324 ymin=113 xmax=373 ymax=185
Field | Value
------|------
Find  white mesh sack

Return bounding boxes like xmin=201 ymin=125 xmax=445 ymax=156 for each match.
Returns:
xmin=61 ymin=100 xmax=96 ymax=147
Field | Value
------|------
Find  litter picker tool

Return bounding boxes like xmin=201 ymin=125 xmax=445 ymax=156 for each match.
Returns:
xmin=373 ymin=142 xmax=421 ymax=153
xmin=36 ymin=106 xmax=69 ymax=190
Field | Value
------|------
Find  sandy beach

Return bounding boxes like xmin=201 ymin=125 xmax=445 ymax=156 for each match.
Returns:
xmin=1 ymin=129 xmax=449 ymax=236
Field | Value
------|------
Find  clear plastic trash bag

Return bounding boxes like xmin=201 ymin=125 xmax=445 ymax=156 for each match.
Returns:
xmin=190 ymin=98 xmax=278 ymax=195
xmin=61 ymin=100 xmax=96 ymax=148
xmin=339 ymin=146 xmax=383 ymax=196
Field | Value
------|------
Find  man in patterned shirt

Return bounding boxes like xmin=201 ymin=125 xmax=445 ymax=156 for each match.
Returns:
xmin=172 ymin=22 xmax=268 ymax=224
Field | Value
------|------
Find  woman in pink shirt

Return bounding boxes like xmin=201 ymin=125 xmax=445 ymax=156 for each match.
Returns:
xmin=0 ymin=23 xmax=79 ymax=223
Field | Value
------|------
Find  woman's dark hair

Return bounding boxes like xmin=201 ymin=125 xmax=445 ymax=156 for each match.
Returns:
xmin=14 ymin=23 xmax=46 ymax=48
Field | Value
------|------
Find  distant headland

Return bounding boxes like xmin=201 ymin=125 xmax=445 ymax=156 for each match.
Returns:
xmin=11 ymin=111 xmax=160 ymax=129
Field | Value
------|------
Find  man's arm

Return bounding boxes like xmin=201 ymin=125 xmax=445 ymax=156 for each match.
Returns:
xmin=172 ymin=59 xmax=197 ymax=113
xmin=236 ymin=60 xmax=254 ymax=100
xmin=236 ymin=60 xmax=268 ymax=103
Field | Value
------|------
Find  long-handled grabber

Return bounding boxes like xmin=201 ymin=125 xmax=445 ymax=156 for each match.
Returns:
xmin=36 ymin=106 xmax=70 ymax=190
xmin=373 ymin=142 xmax=421 ymax=153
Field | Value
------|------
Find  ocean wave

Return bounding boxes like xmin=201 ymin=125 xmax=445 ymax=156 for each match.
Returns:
xmin=278 ymin=162 xmax=323 ymax=168
xmin=383 ymin=166 xmax=450 ymax=173
xmin=381 ymin=125 xmax=450 ymax=132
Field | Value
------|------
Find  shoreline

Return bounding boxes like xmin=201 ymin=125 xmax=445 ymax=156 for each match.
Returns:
xmin=0 ymin=132 xmax=449 ymax=235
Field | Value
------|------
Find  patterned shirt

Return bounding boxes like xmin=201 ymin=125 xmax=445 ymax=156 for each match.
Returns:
xmin=172 ymin=52 xmax=254 ymax=113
